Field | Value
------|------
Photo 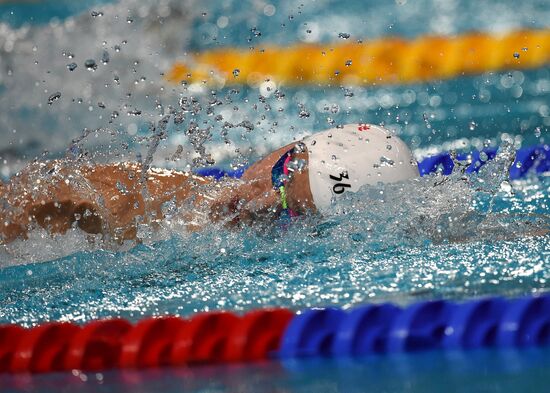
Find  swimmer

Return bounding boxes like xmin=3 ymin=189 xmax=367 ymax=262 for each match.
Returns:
xmin=0 ymin=124 xmax=418 ymax=245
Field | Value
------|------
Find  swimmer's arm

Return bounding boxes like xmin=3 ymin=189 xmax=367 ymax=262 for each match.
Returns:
xmin=70 ymin=163 xmax=213 ymax=240
xmin=0 ymin=162 xmax=211 ymax=244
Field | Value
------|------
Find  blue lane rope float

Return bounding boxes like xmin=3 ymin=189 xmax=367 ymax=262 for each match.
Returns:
xmin=277 ymin=294 xmax=550 ymax=360
xmin=195 ymin=143 xmax=549 ymax=180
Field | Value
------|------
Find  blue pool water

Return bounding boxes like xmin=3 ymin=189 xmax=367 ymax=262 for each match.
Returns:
xmin=2 ymin=348 xmax=550 ymax=392
xmin=0 ymin=0 xmax=549 ymax=391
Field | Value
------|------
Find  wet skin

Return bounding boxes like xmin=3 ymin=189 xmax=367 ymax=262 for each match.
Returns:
xmin=0 ymin=143 xmax=315 ymax=245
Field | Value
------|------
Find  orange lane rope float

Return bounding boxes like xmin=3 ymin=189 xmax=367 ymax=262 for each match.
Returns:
xmin=166 ymin=29 xmax=550 ymax=87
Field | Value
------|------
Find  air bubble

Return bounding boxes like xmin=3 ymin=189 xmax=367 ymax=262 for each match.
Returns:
xmin=66 ymin=63 xmax=77 ymax=71
xmin=338 ymin=32 xmax=351 ymax=39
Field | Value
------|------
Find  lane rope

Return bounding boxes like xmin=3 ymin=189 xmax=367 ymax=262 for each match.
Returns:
xmin=1 ymin=294 xmax=549 ymax=374
xmin=166 ymin=29 xmax=550 ymax=87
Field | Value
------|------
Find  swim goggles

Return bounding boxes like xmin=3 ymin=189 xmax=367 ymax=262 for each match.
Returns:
xmin=271 ymin=147 xmax=300 ymax=219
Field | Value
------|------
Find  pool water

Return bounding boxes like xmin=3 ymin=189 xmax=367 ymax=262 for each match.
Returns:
xmin=0 ymin=0 xmax=549 ymax=391
xmin=2 ymin=349 xmax=550 ymax=392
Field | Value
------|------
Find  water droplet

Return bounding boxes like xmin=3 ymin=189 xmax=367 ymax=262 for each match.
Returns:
xmin=114 ymin=45 xmax=121 ymax=53
xmin=534 ymin=126 xmax=541 ymax=137
xmin=238 ymin=120 xmax=254 ymax=132
xmin=116 ymin=181 xmax=127 ymax=194
xmin=232 ymin=68 xmax=240 ymax=77
xmin=250 ymin=27 xmax=261 ymax=37
xmin=101 ymin=50 xmax=110 ymax=65
xmin=422 ymin=112 xmax=432 ymax=130
xmin=66 ymin=62 xmax=77 ymax=71
xmin=513 ymin=52 xmax=520 ymax=59
xmin=345 ymin=59 xmax=352 ymax=66
xmin=469 ymin=121 xmax=477 ymax=131
xmin=91 ymin=10 xmax=103 ymax=17
xmin=343 ymin=89 xmax=354 ymax=98
xmin=379 ymin=156 xmax=395 ymax=167
xmin=264 ymin=4 xmax=276 ymax=16
xmin=84 ymin=59 xmax=97 ymax=71
xmin=127 ymin=17 xmax=134 ymax=24
xmin=338 ymin=32 xmax=350 ymax=39
xmin=287 ymin=158 xmax=307 ymax=173
xmin=500 ymin=180 xmax=512 ymax=193
xmin=127 ymin=109 xmax=142 ymax=116
xmin=299 ymin=110 xmax=310 ymax=118
xmin=47 ymin=92 xmax=61 ymax=105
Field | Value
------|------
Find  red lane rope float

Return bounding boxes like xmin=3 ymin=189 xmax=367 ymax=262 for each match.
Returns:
xmin=119 ymin=316 xmax=186 ymax=368
xmin=0 ymin=325 xmax=25 ymax=372
xmin=64 ymin=319 xmax=132 ymax=371
xmin=224 ymin=309 xmax=293 ymax=362
xmin=170 ymin=312 xmax=239 ymax=365
xmin=10 ymin=322 xmax=79 ymax=373
xmin=0 ymin=308 xmax=293 ymax=374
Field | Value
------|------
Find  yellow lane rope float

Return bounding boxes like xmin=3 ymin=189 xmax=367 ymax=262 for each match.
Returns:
xmin=166 ymin=29 xmax=550 ymax=87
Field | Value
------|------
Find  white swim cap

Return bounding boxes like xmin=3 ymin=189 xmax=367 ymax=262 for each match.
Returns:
xmin=302 ymin=124 xmax=419 ymax=212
